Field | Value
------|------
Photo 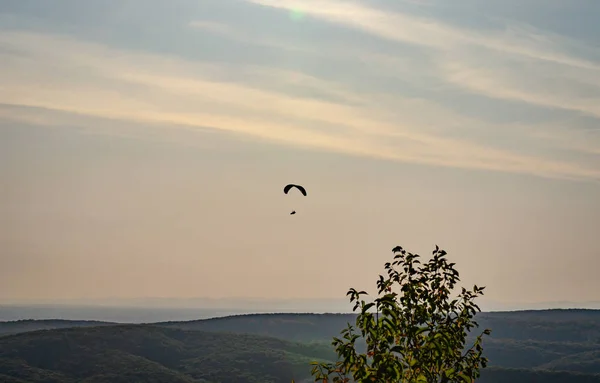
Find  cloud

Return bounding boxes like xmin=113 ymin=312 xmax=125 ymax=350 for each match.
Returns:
xmin=436 ymin=48 xmax=600 ymax=117
xmin=241 ymin=0 xmax=600 ymax=170
xmin=0 ymin=21 xmax=598 ymax=181
xmin=246 ymin=0 xmax=600 ymax=119
xmin=187 ymin=19 xmax=309 ymax=54
xmin=247 ymin=0 xmax=600 ymax=69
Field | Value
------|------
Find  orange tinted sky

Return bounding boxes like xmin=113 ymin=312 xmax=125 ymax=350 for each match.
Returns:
xmin=1 ymin=0 xmax=599 ymax=308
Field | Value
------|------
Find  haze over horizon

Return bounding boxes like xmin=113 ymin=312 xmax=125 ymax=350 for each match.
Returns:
xmin=2 ymin=297 xmax=600 ymax=324
xmin=2 ymin=0 xmax=599 ymax=309
xmin=4 ymin=296 xmax=600 ymax=312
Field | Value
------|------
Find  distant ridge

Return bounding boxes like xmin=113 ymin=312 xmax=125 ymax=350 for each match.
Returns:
xmin=1 ymin=312 xmax=600 ymax=382
xmin=4 ymin=297 xmax=599 ymax=311
xmin=3 ymin=309 xmax=600 ymax=341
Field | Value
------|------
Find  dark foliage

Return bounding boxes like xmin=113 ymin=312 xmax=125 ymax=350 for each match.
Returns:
xmin=479 ymin=367 xmax=600 ymax=383
xmin=0 ymin=319 xmax=599 ymax=382
xmin=0 ymin=325 xmax=336 ymax=383
xmin=0 ymin=320 xmax=116 ymax=337
xmin=311 ymin=244 xmax=491 ymax=382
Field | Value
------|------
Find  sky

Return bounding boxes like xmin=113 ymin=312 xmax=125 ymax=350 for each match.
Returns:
xmin=1 ymin=0 xmax=599 ymax=311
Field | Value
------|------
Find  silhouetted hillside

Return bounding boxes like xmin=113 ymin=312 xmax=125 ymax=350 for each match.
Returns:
xmin=0 ymin=324 xmax=599 ymax=382
xmin=479 ymin=367 xmax=600 ymax=383
xmin=538 ymin=350 xmax=600 ymax=374
xmin=1 ymin=310 xmax=599 ymax=382
xmin=0 ymin=325 xmax=336 ymax=382
xmin=157 ymin=310 xmax=600 ymax=373
xmin=0 ymin=320 xmax=116 ymax=337
xmin=479 ymin=309 xmax=600 ymax=342
xmin=158 ymin=309 xmax=600 ymax=343
xmin=4 ymin=309 xmax=599 ymax=342
xmin=159 ymin=313 xmax=356 ymax=343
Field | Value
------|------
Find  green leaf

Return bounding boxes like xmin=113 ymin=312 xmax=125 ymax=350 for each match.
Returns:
xmin=310 ymin=243 xmax=489 ymax=383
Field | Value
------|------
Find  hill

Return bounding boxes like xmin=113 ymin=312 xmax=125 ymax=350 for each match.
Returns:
xmin=157 ymin=309 xmax=600 ymax=343
xmin=1 ymin=310 xmax=599 ymax=381
xmin=0 ymin=320 xmax=116 ymax=337
xmin=1 ymin=324 xmax=600 ymax=383
xmin=0 ymin=325 xmax=335 ymax=382
xmin=157 ymin=310 xmax=600 ymax=374
xmin=479 ymin=367 xmax=600 ymax=383
xmin=4 ymin=309 xmax=600 ymax=342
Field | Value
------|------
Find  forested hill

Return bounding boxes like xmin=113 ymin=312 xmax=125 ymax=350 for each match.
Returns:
xmin=0 ymin=324 xmax=599 ymax=383
xmin=1 ymin=310 xmax=599 ymax=382
xmin=158 ymin=309 xmax=600 ymax=343
xmin=0 ymin=319 xmax=116 ymax=337
xmin=4 ymin=309 xmax=599 ymax=341
xmin=0 ymin=325 xmax=335 ymax=383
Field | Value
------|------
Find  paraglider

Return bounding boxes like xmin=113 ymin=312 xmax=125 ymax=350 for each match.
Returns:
xmin=283 ymin=184 xmax=307 ymax=196
xmin=283 ymin=184 xmax=306 ymax=215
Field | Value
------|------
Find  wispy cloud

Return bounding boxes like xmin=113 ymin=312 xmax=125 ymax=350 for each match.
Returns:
xmin=1 ymin=0 xmax=599 ymax=182
xmin=188 ymin=19 xmax=309 ymax=54
xmin=2 ymin=30 xmax=598 ymax=180
xmin=438 ymin=51 xmax=600 ymax=119
xmin=246 ymin=0 xmax=600 ymax=118
xmin=247 ymin=0 xmax=600 ymax=70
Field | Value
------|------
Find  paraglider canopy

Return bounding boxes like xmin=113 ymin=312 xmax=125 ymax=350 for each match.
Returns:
xmin=283 ymin=184 xmax=307 ymax=196
xmin=283 ymin=184 xmax=306 ymax=216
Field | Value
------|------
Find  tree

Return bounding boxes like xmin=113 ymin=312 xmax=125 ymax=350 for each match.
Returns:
xmin=310 ymin=244 xmax=491 ymax=383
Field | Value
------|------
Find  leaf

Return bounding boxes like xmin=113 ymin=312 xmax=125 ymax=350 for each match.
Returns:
xmin=444 ymin=368 xmax=456 ymax=378
xmin=310 ymin=243 xmax=489 ymax=383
